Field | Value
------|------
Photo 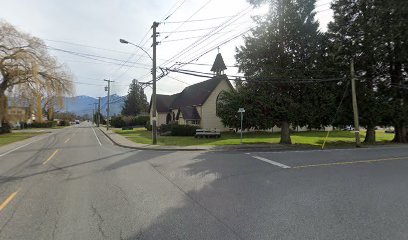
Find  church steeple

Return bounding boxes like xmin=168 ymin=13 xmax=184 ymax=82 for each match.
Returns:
xmin=211 ymin=53 xmax=227 ymax=76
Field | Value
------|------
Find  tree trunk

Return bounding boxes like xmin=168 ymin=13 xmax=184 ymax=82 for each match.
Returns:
xmin=364 ymin=125 xmax=376 ymax=144
xmin=393 ymin=125 xmax=407 ymax=143
xmin=0 ymin=91 xmax=8 ymax=127
xmin=280 ymin=121 xmax=292 ymax=144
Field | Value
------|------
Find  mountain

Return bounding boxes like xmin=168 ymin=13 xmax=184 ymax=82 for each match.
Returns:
xmin=61 ymin=94 xmax=124 ymax=116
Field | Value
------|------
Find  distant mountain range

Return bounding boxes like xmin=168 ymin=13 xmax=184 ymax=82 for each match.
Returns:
xmin=61 ymin=94 xmax=125 ymax=116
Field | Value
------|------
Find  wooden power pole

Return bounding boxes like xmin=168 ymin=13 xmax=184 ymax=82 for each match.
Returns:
xmin=151 ymin=21 xmax=159 ymax=145
xmin=104 ymin=79 xmax=114 ymax=130
xmin=97 ymin=97 xmax=101 ymax=127
xmin=350 ymin=59 xmax=360 ymax=147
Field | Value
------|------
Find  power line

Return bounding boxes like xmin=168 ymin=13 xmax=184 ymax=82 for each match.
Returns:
xmin=144 ymin=27 xmax=253 ymax=85
xmin=163 ymin=0 xmax=187 ymax=21
xmin=160 ymin=25 xmax=224 ymax=34
xmin=47 ymin=46 xmax=151 ymax=68
xmin=162 ymin=0 xmax=214 ymax=40
xmin=161 ymin=29 xmax=240 ymax=43
xmin=159 ymin=6 xmax=253 ymax=68
xmin=44 ymin=39 xmax=136 ymax=55
xmin=164 ymin=67 xmax=346 ymax=83
xmin=109 ymin=29 xmax=152 ymax=80
xmin=166 ymin=75 xmax=191 ymax=85
xmin=161 ymin=14 xmax=242 ymax=24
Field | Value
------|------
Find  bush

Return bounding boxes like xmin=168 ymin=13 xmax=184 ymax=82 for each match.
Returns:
xmin=159 ymin=123 xmax=199 ymax=136
xmin=159 ymin=124 xmax=173 ymax=134
xmin=170 ymin=124 xmax=199 ymax=136
xmin=145 ymin=123 xmax=152 ymax=131
xmin=112 ymin=115 xmax=150 ymax=128
xmin=111 ymin=116 xmax=126 ymax=128
xmin=134 ymin=116 xmax=150 ymax=126
xmin=20 ymin=122 xmax=29 ymax=129
xmin=0 ymin=124 xmax=11 ymax=134
xmin=29 ymin=121 xmax=56 ymax=128
xmin=58 ymin=120 xmax=70 ymax=126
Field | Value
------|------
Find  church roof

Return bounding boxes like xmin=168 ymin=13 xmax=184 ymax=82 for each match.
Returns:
xmin=210 ymin=53 xmax=227 ymax=73
xmin=153 ymin=75 xmax=229 ymax=113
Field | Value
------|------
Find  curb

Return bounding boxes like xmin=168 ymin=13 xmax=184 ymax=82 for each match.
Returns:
xmin=98 ymin=128 xmax=210 ymax=151
xmin=97 ymin=127 xmax=406 ymax=153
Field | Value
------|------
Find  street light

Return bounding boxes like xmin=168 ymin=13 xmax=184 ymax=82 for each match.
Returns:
xmin=120 ymin=34 xmax=158 ymax=145
xmin=119 ymin=39 xmax=153 ymax=61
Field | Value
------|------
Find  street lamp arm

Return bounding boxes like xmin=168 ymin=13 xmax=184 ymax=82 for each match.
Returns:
xmin=119 ymin=39 xmax=153 ymax=61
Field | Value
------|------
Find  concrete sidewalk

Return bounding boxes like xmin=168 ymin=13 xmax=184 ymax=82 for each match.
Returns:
xmin=98 ymin=127 xmax=301 ymax=152
xmin=98 ymin=127 xmax=214 ymax=151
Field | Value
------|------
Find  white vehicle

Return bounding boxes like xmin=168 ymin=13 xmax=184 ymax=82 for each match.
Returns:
xmin=75 ymin=120 xmax=80 ymax=124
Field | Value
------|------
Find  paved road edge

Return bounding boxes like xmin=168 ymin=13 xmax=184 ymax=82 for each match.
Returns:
xmin=97 ymin=127 xmax=211 ymax=151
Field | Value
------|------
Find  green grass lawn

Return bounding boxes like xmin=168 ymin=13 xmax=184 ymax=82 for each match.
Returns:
xmin=0 ymin=131 xmax=47 ymax=147
xmin=115 ymin=128 xmax=395 ymax=147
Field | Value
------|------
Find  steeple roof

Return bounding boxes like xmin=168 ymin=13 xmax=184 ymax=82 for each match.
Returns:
xmin=210 ymin=53 xmax=227 ymax=74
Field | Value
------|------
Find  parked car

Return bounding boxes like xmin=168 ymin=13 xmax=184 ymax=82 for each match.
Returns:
xmin=342 ymin=125 xmax=354 ymax=131
xmin=75 ymin=120 xmax=80 ymax=124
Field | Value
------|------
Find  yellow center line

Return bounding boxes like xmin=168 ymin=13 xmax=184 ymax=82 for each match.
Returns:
xmin=0 ymin=191 xmax=19 ymax=211
xmin=42 ymin=149 xmax=59 ymax=165
xmin=64 ymin=138 xmax=71 ymax=144
xmin=293 ymin=156 xmax=408 ymax=169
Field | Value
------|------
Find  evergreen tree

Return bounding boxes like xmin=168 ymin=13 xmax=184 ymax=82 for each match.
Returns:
xmin=328 ymin=0 xmax=408 ymax=142
xmin=121 ymin=79 xmax=149 ymax=116
xmin=235 ymin=0 xmax=337 ymax=144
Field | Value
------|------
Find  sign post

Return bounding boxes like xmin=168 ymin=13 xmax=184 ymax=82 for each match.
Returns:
xmin=238 ymin=108 xmax=245 ymax=145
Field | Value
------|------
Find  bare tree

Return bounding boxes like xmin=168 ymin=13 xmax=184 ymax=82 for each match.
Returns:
xmin=0 ymin=20 xmax=74 ymax=126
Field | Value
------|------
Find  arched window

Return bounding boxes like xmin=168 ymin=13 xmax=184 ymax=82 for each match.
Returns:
xmin=166 ymin=113 xmax=172 ymax=124
xmin=216 ymin=91 xmax=226 ymax=117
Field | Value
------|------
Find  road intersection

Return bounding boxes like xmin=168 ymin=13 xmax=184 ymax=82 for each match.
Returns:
xmin=0 ymin=123 xmax=407 ymax=239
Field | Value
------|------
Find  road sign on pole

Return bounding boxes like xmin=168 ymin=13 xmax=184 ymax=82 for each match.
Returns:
xmin=238 ymin=108 xmax=245 ymax=144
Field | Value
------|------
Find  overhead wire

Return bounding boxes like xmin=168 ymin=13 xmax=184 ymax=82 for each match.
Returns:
xmin=159 ymin=6 xmax=253 ymax=69
xmin=161 ymin=0 xmax=214 ymax=40
xmin=162 ymin=0 xmax=187 ymax=21
xmin=161 ymin=15 xmax=242 ymax=24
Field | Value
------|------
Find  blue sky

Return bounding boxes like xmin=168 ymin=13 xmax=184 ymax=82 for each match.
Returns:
xmin=0 ymin=0 xmax=333 ymax=99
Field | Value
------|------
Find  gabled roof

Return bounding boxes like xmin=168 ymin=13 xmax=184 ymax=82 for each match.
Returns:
xmin=179 ymin=106 xmax=200 ymax=120
xmin=210 ymin=53 xmax=227 ymax=73
xmin=155 ymin=94 xmax=179 ymax=112
xmin=171 ymin=75 xmax=225 ymax=108
xmin=154 ymin=75 xmax=229 ymax=113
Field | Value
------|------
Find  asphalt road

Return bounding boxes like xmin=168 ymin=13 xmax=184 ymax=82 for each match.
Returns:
xmin=0 ymin=123 xmax=408 ymax=239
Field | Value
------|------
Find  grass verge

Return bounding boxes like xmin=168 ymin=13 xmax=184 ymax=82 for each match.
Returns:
xmin=0 ymin=131 xmax=47 ymax=147
xmin=115 ymin=128 xmax=394 ymax=147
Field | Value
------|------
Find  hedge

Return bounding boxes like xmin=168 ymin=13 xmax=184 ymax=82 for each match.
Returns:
xmin=159 ymin=124 xmax=199 ymax=136
xmin=29 ymin=121 xmax=56 ymax=128
xmin=111 ymin=116 xmax=150 ymax=128
xmin=0 ymin=124 xmax=11 ymax=134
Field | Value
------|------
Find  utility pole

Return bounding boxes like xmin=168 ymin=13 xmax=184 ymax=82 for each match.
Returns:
xmin=97 ymin=97 xmax=101 ymax=127
xmin=104 ymin=79 xmax=114 ymax=130
xmin=151 ymin=21 xmax=159 ymax=145
xmin=92 ymin=103 xmax=98 ymax=125
xmin=350 ymin=59 xmax=360 ymax=147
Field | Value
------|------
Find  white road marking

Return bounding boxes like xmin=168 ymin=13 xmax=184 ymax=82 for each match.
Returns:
xmin=92 ymin=127 xmax=102 ymax=146
xmin=0 ymin=133 xmax=53 ymax=158
xmin=252 ymin=155 xmax=291 ymax=169
xmin=246 ymin=145 xmax=408 ymax=155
